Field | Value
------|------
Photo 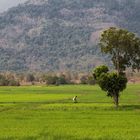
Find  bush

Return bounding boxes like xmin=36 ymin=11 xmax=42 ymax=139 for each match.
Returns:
xmin=26 ymin=74 xmax=35 ymax=82
xmin=80 ymin=75 xmax=88 ymax=84
xmin=45 ymin=74 xmax=69 ymax=85
xmin=0 ymin=74 xmax=20 ymax=86
xmin=45 ymin=75 xmax=58 ymax=85
xmin=57 ymin=75 xmax=68 ymax=85
xmin=87 ymin=76 xmax=96 ymax=85
xmin=80 ymin=75 xmax=95 ymax=85
xmin=8 ymin=80 xmax=20 ymax=86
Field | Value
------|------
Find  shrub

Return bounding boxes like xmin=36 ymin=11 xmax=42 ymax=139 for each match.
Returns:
xmin=8 ymin=80 xmax=20 ymax=86
xmin=0 ymin=74 xmax=20 ymax=86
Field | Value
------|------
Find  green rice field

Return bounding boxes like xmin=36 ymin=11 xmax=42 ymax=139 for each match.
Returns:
xmin=0 ymin=84 xmax=140 ymax=140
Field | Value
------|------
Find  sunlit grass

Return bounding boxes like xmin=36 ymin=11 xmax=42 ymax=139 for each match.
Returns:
xmin=0 ymin=84 xmax=139 ymax=140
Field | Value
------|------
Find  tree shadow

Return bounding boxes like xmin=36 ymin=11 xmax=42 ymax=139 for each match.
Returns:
xmin=119 ymin=104 xmax=140 ymax=110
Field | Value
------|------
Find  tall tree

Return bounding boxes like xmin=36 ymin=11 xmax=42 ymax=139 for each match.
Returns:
xmin=100 ymin=27 xmax=140 ymax=74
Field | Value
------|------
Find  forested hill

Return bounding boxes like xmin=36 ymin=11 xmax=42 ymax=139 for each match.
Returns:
xmin=0 ymin=0 xmax=140 ymax=72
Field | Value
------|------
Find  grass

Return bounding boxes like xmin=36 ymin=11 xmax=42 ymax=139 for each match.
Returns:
xmin=0 ymin=84 xmax=139 ymax=140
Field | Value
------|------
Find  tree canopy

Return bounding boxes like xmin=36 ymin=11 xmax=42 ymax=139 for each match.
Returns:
xmin=93 ymin=65 xmax=127 ymax=107
xmin=100 ymin=27 xmax=140 ymax=74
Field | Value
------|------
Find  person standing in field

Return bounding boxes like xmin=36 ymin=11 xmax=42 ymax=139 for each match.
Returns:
xmin=73 ymin=96 xmax=78 ymax=103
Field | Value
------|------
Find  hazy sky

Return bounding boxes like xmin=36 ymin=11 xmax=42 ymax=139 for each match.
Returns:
xmin=0 ymin=0 xmax=27 ymax=13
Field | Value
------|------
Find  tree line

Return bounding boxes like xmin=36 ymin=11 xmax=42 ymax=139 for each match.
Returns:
xmin=0 ymin=72 xmax=96 ymax=86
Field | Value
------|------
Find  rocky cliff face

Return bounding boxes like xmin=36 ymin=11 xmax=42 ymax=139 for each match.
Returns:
xmin=0 ymin=0 xmax=140 ymax=72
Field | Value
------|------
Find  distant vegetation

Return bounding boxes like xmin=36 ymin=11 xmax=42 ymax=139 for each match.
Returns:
xmin=0 ymin=72 xmax=96 ymax=86
xmin=0 ymin=0 xmax=140 ymax=72
xmin=0 ymin=74 xmax=20 ymax=86
xmin=0 ymin=70 xmax=139 ymax=86
xmin=1 ymin=26 xmax=140 ymax=86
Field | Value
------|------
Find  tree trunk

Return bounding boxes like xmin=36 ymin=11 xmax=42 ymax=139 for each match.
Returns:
xmin=116 ymin=55 xmax=121 ymax=75
xmin=113 ymin=94 xmax=119 ymax=108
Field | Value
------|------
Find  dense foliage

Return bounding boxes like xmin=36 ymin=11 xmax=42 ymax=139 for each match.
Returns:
xmin=0 ymin=0 xmax=140 ymax=72
xmin=44 ymin=74 xmax=70 ymax=85
xmin=0 ymin=74 xmax=20 ymax=86
xmin=93 ymin=65 xmax=127 ymax=107
xmin=100 ymin=27 xmax=140 ymax=73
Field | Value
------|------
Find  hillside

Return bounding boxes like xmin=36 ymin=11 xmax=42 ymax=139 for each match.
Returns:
xmin=0 ymin=0 xmax=140 ymax=72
